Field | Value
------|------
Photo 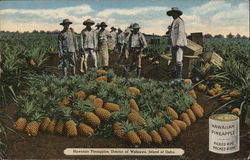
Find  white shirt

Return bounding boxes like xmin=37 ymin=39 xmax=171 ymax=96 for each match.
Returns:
xmin=170 ymin=17 xmax=187 ymax=47
xmin=80 ymin=28 xmax=98 ymax=49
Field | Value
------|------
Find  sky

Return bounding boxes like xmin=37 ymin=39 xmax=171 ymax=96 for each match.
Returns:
xmin=0 ymin=0 xmax=249 ymax=36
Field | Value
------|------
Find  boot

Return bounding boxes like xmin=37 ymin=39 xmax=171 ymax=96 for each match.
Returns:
xmin=136 ymin=67 xmax=141 ymax=78
xmin=175 ymin=62 xmax=183 ymax=82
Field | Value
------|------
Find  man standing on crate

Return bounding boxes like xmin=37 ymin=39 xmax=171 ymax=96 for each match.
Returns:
xmin=167 ymin=7 xmax=187 ymax=82
xmin=123 ymin=23 xmax=147 ymax=78
xmin=79 ymin=19 xmax=98 ymax=73
xmin=97 ymin=22 xmax=112 ymax=70
xmin=58 ymin=19 xmax=79 ymax=76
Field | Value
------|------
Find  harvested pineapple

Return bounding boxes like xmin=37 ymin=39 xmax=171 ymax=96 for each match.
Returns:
xmin=25 ymin=112 xmax=42 ymax=136
xmin=78 ymin=122 xmax=94 ymax=136
xmin=65 ymin=120 xmax=77 ymax=137
xmin=13 ymin=117 xmax=27 ymax=132
xmin=128 ymin=87 xmax=140 ymax=95
xmin=104 ymin=102 xmax=120 ymax=112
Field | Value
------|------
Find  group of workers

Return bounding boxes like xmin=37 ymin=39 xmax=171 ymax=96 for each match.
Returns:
xmin=58 ymin=7 xmax=187 ymax=82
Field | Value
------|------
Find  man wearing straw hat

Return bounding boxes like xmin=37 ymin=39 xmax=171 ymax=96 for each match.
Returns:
xmin=58 ymin=19 xmax=79 ymax=76
xmin=80 ymin=19 xmax=98 ymax=73
xmin=97 ymin=22 xmax=112 ymax=70
xmin=123 ymin=23 xmax=147 ymax=78
xmin=116 ymin=28 xmax=126 ymax=64
xmin=109 ymin=26 xmax=117 ymax=53
xmin=166 ymin=7 xmax=187 ymax=82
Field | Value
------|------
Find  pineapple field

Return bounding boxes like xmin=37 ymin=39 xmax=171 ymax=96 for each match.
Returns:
xmin=0 ymin=32 xmax=249 ymax=159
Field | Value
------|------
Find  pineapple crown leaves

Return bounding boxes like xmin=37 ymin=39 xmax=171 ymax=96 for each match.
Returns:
xmin=145 ymin=117 xmax=165 ymax=131
xmin=121 ymin=120 xmax=138 ymax=134
xmin=160 ymin=111 xmax=172 ymax=123
xmin=29 ymin=111 xmax=43 ymax=122
xmin=54 ymin=106 xmax=72 ymax=121
xmin=110 ymin=106 xmax=130 ymax=122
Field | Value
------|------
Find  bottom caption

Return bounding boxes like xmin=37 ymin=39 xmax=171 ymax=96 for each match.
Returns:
xmin=64 ymin=148 xmax=184 ymax=156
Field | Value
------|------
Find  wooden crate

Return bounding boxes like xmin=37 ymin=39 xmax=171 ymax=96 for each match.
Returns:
xmin=202 ymin=52 xmax=223 ymax=68
xmin=183 ymin=39 xmax=203 ymax=56
xmin=190 ymin=32 xmax=203 ymax=47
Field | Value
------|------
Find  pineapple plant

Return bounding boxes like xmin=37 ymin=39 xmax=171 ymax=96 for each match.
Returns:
xmin=146 ymin=117 xmax=164 ymax=144
xmin=113 ymin=122 xmax=124 ymax=138
xmin=13 ymin=100 xmax=36 ymax=132
xmin=25 ymin=112 xmax=42 ymax=136
xmin=121 ymin=121 xmax=141 ymax=145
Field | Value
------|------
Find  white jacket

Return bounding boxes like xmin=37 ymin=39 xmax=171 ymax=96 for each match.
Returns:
xmin=170 ymin=17 xmax=187 ymax=47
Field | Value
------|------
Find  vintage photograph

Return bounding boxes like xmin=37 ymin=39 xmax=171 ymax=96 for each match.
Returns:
xmin=0 ymin=0 xmax=249 ymax=159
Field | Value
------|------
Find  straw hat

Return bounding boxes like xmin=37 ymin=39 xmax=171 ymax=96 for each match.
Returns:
xmin=166 ymin=7 xmax=183 ymax=16
xmin=60 ymin=19 xmax=72 ymax=25
xmin=83 ymin=19 xmax=95 ymax=25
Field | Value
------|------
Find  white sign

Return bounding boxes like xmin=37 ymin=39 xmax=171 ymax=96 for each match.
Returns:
xmin=64 ymin=148 xmax=185 ymax=156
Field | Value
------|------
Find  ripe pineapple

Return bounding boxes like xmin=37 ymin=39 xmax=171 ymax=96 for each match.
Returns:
xmin=95 ymin=108 xmax=111 ymax=121
xmin=65 ymin=120 xmax=77 ymax=137
xmin=25 ymin=112 xmax=42 ymax=136
xmin=83 ymin=112 xmax=101 ymax=128
xmin=13 ymin=117 xmax=27 ymax=132
xmin=29 ymin=59 xmax=36 ymax=66
xmin=186 ymin=109 xmax=196 ymax=122
xmin=171 ymin=121 xmax=181 ymax=135
xmin=149 ymin=130 xmax=162 ymax=144
xmin=189 ymin=89 xmax=197 ymax=99
xmin=127 ymin=130 xmax=141 ymax=145
xmin=231 ymin=108 xmax=240 ymax=116
xmin=220 ymin=95 xmax=231 ymax=101
xmin=104 ymin=102 xmax=120 ymax=112
xmin=129 ymin=99 xmax=139 ymax=112
xmin=173 ymin=120 xmax=187 ymax=131
xmin=197 ymin=84 xmax=206 ymax=92
xmin=47 ymin=119 xmax=57 ymax=134
xmin=159 ymin=127 xmax=172 ymax=142
xmin=229 ymin=91 xmax=240 ymax=97
xmin=127 ymin=112 xmax=145 ymax=125
xmin=164 ymin=124 xmax=178 ymax=137
xmin=191 ymin=103 xmax=204 ymax=118
xmin=93 ymin=98 xmax=103 ymax=108
xmin=96 ymin=70 xmax=107 ymax=75
xmin=55 ymin=120 xmax=65 ymax=135
xmin=75 ymin=91 xmax=86 ymax=100
xmin=95 ymin=76 xmax=107 ymax=82
xmin=13 ymin=100 xmax=35 ymax=132
xmin=183 ymin=79 xmax=192 ymax=84
xmin=180 ymin=112 xmax=191 ymax=126
xmin=88 ymin=95 xmax=97 ymax=102
xmin=78 ymin=122 xmax=94 ymax=136
xmin=136 ymin=129 xmax=152 ymax=144
xmin=113 ymin=122 xmax=124 ymax=138
xmin=121 ymin=121 xmax=141 ymax=145
xmin=128 ymin=87 xmax=140 ymax=95
xmin=40 ymin=117 xmax=51 ymax=132
xmin=166 ymin=107 xmax=178 ymax=119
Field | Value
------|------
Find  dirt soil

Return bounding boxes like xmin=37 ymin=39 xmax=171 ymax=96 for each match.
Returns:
xmin=1 ymin=54 xmax=250 ymax=160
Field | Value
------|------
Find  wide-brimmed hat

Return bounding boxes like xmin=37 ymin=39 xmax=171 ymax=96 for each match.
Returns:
xmin=83 ymin=19 xmax=95 ymax=25
xmin=111 ymin=27 xmax=117 ymax=30
xmin=60 ymin=19 xmax=72 ymax=25
xmin=131 ymin=23 xmax=140 ymax=29
xmin=166 ymin=7 xmax=183 ymax=16
xmin=95 ymin=23 xmax=100 ymax=27
xmin=99 ymin=22 xmax=108 ymax=27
